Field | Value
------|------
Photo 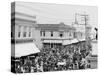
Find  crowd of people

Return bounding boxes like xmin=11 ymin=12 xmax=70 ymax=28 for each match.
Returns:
xmin=11 ymin=41 xmax=92 ymax=73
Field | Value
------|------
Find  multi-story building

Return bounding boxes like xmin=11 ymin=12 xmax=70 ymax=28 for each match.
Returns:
xmin=36 ymin=23 xmax=76 ymax=48
xmin=11 ymin=11 xmax=40 ymax=57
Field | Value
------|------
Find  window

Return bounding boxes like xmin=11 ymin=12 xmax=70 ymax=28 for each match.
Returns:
xmin=59 ymin=32 xmax=63 ymax=37
xmin=18 ymin=32 xmax=21 ymax=37
xmin=69 ymin=32 xmax=71 ymax=36
xmin=29 ymin=28 xmax=31 ymax=37
xmin=11 ymin=25 xmax=15 ymax=38
xmin=40 ymin=31 xmax=42 ymax=36
xmin=40 ymin=31 xmax=45 ymax=37
xmin=29 ymin=32 xmax=31 ymax=37
xmin=74 ymin=32 xmax=77 ymax=38
xmin=43 ymin=31 xmax=45 ymax=36
xmin=51 ymin=31 xmax=53 ymax=37
xmin=23 ymin=32 xmax=26 ymax=37
xmin=18 ymin=26 xmax=21 ymax=38
xmin=81 ymin=33 xmax=82 ymax=37
xmin=23 ymin=26 xmax=27 ymax=37
xmin=60 ymin=34 xmax=63 ymax=37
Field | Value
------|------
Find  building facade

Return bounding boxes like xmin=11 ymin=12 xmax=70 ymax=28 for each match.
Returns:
xmin=11 ymin=11 xmax=40 ymax=57
xmin=36 ymin=23 xmax=76 ymax=48
xmin=11 ymin=11 xmax=77 ymax=57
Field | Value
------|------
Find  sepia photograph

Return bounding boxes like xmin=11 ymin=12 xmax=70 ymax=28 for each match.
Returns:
xmin=11 ymin=1 xmax=98 ymax=73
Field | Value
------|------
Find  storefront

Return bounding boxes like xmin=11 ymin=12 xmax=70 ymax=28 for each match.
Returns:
xmin=43 ymin=40 xmax=63 ymax=48
xmin=11 ymin=42 xmax=40 ymax=73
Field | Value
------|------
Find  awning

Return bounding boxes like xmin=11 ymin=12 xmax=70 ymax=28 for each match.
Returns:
xmin=43 ymin=40 xmax=63 ymax=43
xmin=11 ymin=42 xmax=40 ymax=57
xmin=78 ymin=38 xmax=86 ymax=42
xmin=62 ymin=40 xmax=71 ymax=45
xmin=71 ymin=39 xmax=78 ymax=44
xmin=63 ymin=39 xmax=79 ymax=45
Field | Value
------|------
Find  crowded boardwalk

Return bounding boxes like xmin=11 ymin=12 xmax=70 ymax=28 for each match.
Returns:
xmin=11 ymin=40 xmax=97 ymax=73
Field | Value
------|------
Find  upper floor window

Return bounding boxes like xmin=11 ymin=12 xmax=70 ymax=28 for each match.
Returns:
xmin=18 ymin=26 xmax=21 ymax=38
xmin=69 ymin=32 xmax=72 ymax=36
xmin=29 ymin=28 xmax=31 ymax=37
xmin=74 ymin=32 xmax=77 ymax=38
xmin=43 ymin=31 xmax=45 ymax=36
xmin=40 ymin=31 xmax=42 ymax=36
xmin=18 ymin=32 xmax=21 ymax=38
xmin=40 ymin=31 xmax=45 ymax=37
xmin=23 ymin=26 xmax=27 ymax=37
xmin=11 ymin=25 xmax=15 ymax=38
xmin=59 ymin=31 xmax=64 ymax=37
xmin=81 ymin=33 xmax=82 ymax=37
xmin=51 ymin=31 xmax=53 ymax=37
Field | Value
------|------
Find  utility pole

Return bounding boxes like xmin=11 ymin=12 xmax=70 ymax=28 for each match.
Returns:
xmin=75 ymin=13 xmax=78 ymax=24
xmin=74 ymin=13 xmax=91 ymax=55
xmin=80 ymin=14 xmax=89 ymax=40
xmin=74 ymin=13 xmax=89 ymax=40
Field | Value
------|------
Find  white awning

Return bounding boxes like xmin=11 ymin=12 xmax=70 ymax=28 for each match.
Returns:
xmin=63 ymin=39 xmax=79 ymax=45
xmin=11 ymin=42 xmax=40 ymax=57
xmin=71 ymin=39 xmax=78 ymax=44
xmin=79 ymin=38 xmax=86 ymax=42
xmin=62 ymin=40 xmax=71 ymax=45
xmin=43 ymin=40 xmax=63 ymax=43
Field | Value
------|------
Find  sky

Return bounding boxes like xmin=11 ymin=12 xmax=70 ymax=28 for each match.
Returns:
xmin=15 ymin=1 xmax=98 ymax=29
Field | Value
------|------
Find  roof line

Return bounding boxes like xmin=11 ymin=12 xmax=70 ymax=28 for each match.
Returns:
xmin=11 ymin=12 xmax=36 ymax=19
